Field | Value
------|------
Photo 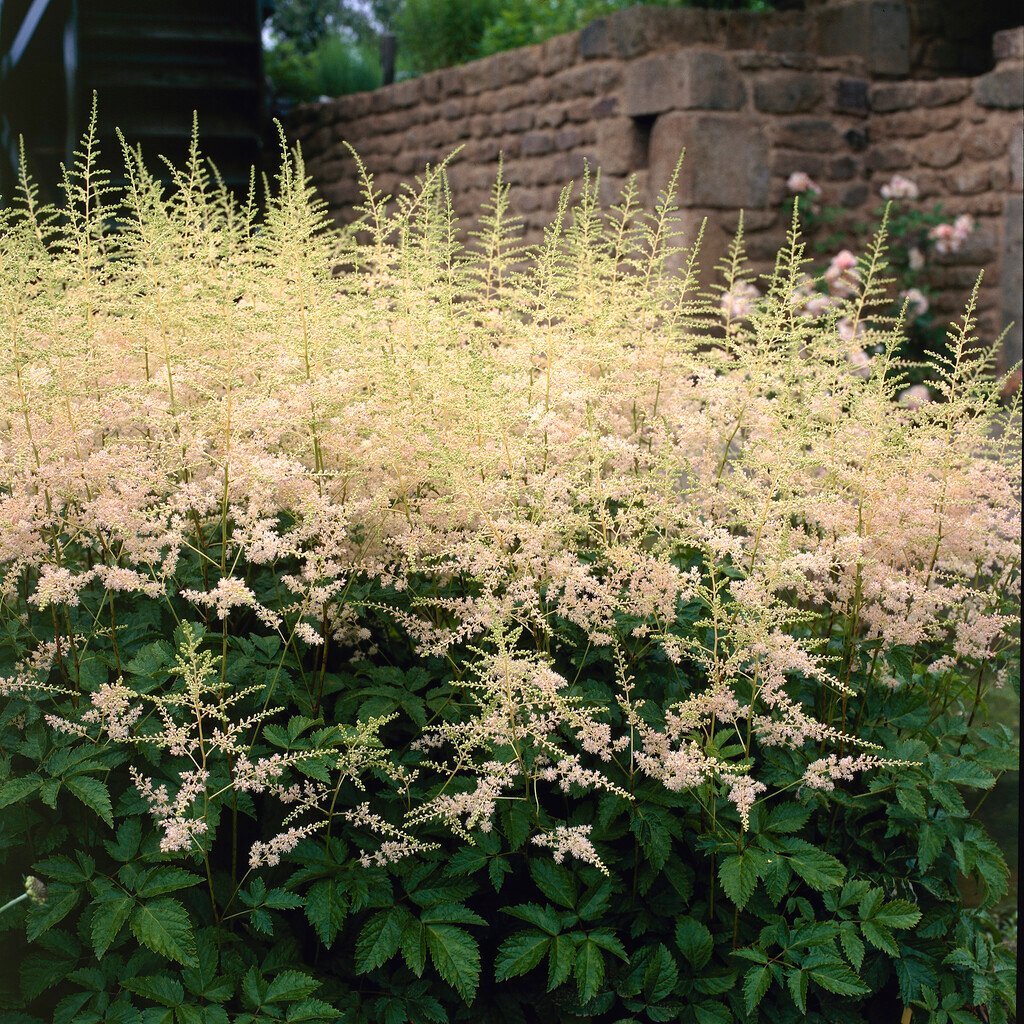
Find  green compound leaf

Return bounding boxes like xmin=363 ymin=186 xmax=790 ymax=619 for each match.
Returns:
xmin=304 ymin=879 xmax=348 ymax=949
xmin=355 ymin=908 xmax=405 ymax=974
xmin=264 ymin=970 xmax=320 ymax=1003
xmin=129 ymin=898 xmax=198 ymax=967
xmin=743 ymin=965 xmax=772 ymax=1015
xmin=91 ymin=894 xmax=135 ymax=958
xmin=494 ymin=931 xmax=550 ymax=982
xmin=718 ymin=853 xmax=759 ymax=909
xmin=425 ymin=924 xmax=481 ymax=1004
xmin=574 ymin=939 xmax=606 ymax=1004
xmin=64 ymin=775 xmax=113 ymax=827
xmin=675 ymin=916 xmax=713 ymax=970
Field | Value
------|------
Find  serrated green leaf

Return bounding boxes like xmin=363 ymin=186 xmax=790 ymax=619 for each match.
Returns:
xmin=743 ymin=965 xmax=772 ymax=1014
xmin=764 ymin=803 xmax=811 ymax=834
xmin=494 ymin=932 xmax=549 ymax=981
xmin=265 ymin=970 xmax=319 ymax=1003
xmin=304 ymin=879 xmax=347 ymax=949
xmin=782 ymin=839 xmax=845 ymax=892
xmin=860 ymin=920 xmax=899 ymax=956
xmin=694 ymin=1002 xmax=732 ymax=1024
xmin=528 ymin=859 xmax=576 ymax=909
xmin=420 ymin=902 xmax=486 ymax=926
xmin=502 ymin=902 xmax=561 ymax=935
xmin=838 ymin=921 xmax=865 ymax=971
xmin=718 ymin=853 xmax=758 ymax=909
xmin=91 ymin=894 xmax=135 ymax=958
xmin=642 ymin=944 xmax=678 ymax=1003
xmin=574 ymin=939 xmax=605 ymax=1004
xmin=0 ymin=774 xmax=42 ymax=808
xmin=64 ymin=775 xmax=113 ymax=827
xmin=355 ymin=908 xmax=405 ymax=973
xmin=285 ymin=999 xmax=343 ymax=1022
xmin=130 ymin=900 xmax=197 ymax=967
xmin=873 ymin=899 xmax=922 ymax=930
xmin=136 ymin=868 xmax=204 ymax=899
xmin=123 ymin=976 xmax=184 ymax=1007
xmin=426 ymin=924 xmax=480 ymax=1004
xmin=807 ymin=961 xmax=871 ymax=996
xmin=26 ymin=884 xmax=80 ymax=941
xmin=675 ymin=916 xmax=713 ymax=970
xmin=787 ymin=969 xmax=809 ymax=1014
xmin=400 ymin=920 xmax=427 ymax=977
xmin=547 ymin=934 xmax=575 ymax=991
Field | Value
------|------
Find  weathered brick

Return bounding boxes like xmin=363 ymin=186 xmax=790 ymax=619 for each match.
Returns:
xmin=521 ymin=131 xmax=555 ymax=157
xmin=870 ymin=81 xmax=918 ymax=112
xmin=608 ymin=6 xmax=714 ymax=59
xmin=754 ymin=73 xmax=823 ymax=114
xmin=536 ymin=105 xmax=568 ymax=129
xmin=834 ymin=78 xmax=870 ymax=115
xmin=623 ymin=51 xmax=745 ymax=117
xmin=773 ymin=118 xmax=841 ymax=152
xmin=828 ymin=155 xmax=860 ymax=181
xmin=539 ymin=32 xmax=578 ymax=75
xmin=769 ymin=151 xmax=826 ymax=178
xmin=918 ymin=80 xmax=971 ymax=107
xmin=548 ymin=62 xmax=621 ymax=102
xmin=555 ymin=128 xmax=583 ymax=151
xmin=917 ymin=135 xmax=963 ymax=169
xmin=944 ymin=165 xmax=990 ymax=194
xmin=596 ymin=117 xmax=648 ymax=175
xmin=974 ymin=67 xmax=1024 ymax=109
xmin=1002 ymin=194 xmax=1023 ymax=367
xmin=864 ymin=142 xmax=911 ymax=170
xmin=499 ymin=109 xmax=534 ymax=134
xmin=650 ymin=113 xmax=769 ymax=208
xmin=579 ymin=18 xmax=610 ymax=59
xmin=591 ymin=96 xmax=619 ymax=119
xmin=839 ymin=183 xmax=869 ymax=207
xmin=993 ymin=27 xmax=1024 ymax=63
xmin=875 ymin=107 xmax=960 ymax=140
xmin=961 ymin=124 xmax=1009 ymax=161
xmin=1012 ymin=125 xmax=1023 ymax=189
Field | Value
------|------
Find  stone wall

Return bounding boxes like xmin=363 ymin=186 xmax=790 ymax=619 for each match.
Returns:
xmin=286 ymin=4 xmax=1024 ymax=369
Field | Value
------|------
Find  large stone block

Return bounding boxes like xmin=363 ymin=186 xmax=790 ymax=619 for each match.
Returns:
xmin=649 ymin=112 xmax=770 ymax=209
xmin=596 ymin=117 xmax=649 ymax=175
xmin=754 ymin=72 xmax=824 ymax=114
xmin=1001 ymin=194 xmax=1023 ymax=368
xmin=993 ymin=27 xmax=1024 ymax=63
xmin=607 ymin=7 xmax=715 ymax=59
xmin=816 ymin=0 xmax=909 ymax=77
xmin=974 ymin=67 xmax=1024 ymax=109
xmin=623 ymin=50 xmax=745 ymax=118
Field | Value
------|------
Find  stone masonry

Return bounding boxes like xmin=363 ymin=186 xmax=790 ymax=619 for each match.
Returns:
xmin=286 ymin=4 xmax=1024 ymax=369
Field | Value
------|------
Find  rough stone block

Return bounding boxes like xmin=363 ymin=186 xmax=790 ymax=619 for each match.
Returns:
xmin=840 ymin=183 xmax=869 ymax=207
xmin=608 ymin=7 xmax=714 ymax=59
xmin=522 ymin=132 xmax=555 ymax=157
xmin=834 ymin=78 xmax=870 ymax=115
xmin=623 ymin=51 xmax=745 ymax=117
xmin=650 ymin=113 xmax=770 ymax=209
xmin=539 ymin=32 xmax=578 ymax=75
xmin=974 ymin=67 xmax=1024 ymax=109
xmin=993 ymin=27 xmax=1024 ymax=63
xmin=596 ymin=117 xmax=648 ymax=175
xmin=773 ymin=118 xmax=841 ymax=152
xmin=1002 ymin=194 xmax=1023 ymax=368
xmin=754 ymin=73 xmax=823 ymax=114
xmin=580 ymin=18 xmax=610 ymax=59
xmin=828 ymin=155 xmax=860 ymax=181
xmin=815 ymin=0 xmax=910 ymax=76
xmin=917 ymin=135 xmax=963 ymax=169
xmin=864 ymin=142 xmax=911 ymax=170
xmin=943 ymin=165 xmax=989 ymax=194
xmin=1012 ymin=124 xmax=1023 ymax=189
xmin=548 ymin=62 xmax=621 ymax=102
xmin=961 ymin=124 xmax=1008 ymax=161
xmin=870 ymin=81 xmax=918 ymax=112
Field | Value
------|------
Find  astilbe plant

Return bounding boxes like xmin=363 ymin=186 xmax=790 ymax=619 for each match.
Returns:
xmin=0 ymin=109 xmax=1019 ymax=1024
